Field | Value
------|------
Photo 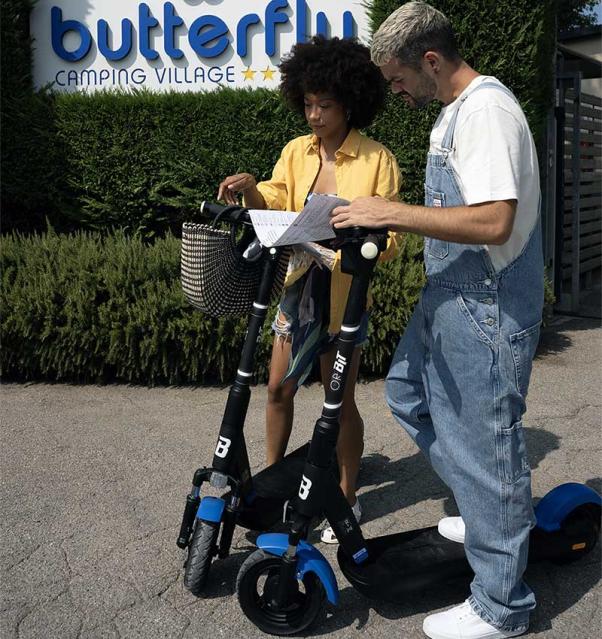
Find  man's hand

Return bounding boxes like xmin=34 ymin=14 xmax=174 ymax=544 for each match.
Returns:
xmin=330 ymin=196 xmax=393 ymax=229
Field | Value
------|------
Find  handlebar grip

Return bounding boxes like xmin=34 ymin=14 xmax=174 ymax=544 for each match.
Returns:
xmin=200 ymin=201 xmax=227 ymax=217
xmin=198 ymin=201 xmax=250 ymax=224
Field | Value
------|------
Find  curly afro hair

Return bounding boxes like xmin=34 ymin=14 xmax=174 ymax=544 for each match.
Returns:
xmin=279 ymin=36 xmax=386 ymax=130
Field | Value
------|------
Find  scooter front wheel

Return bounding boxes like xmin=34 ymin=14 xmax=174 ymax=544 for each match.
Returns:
xmin=236 ymin=549 xmax=324 ymax=636
xmin=184 ymin=519 xmax=219 ymax=596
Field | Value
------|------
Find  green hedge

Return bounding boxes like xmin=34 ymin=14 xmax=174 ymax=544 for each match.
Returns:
xmin=2 ymin=0 xmax=557 ymax=237
xmin=1 ymin=0 xmax=32 ymax=97
xmin=0 ymin=229 xmax=424 ymax=384
xmin=0 ymin=0 xmax=558 ymax=383
xmin=46 ymin=89 xmax=307 ymax=237
xmin=0 ymin=0 xmax=65 ymax=232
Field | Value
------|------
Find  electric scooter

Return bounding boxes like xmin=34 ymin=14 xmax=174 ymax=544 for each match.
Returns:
xmin=235 ymin=224 xmax=602 ymax=635
xmin=176 ymin=202 xmax=335 ymax=596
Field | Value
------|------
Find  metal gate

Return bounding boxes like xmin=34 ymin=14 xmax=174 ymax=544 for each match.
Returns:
xmin=554 ymin=74 xmax=602 ymax=315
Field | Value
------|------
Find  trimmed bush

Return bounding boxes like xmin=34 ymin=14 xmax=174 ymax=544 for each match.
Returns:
xmin=1 ymin=0 xmax=32 ymax=97
xmin=1 ymin=229 xmax=244 ymax=383
xmin=0 ymin=0 xmax=560 ymax=383
xmin=0 ymin=1 xmax=67 ymax=232
xmin=2 ymin=0 xmax=556 ymax=236
xmin=49 ymin=88 xmax=307 ymax=237
xmin=0 ymin=229 xmax=424 ymax=384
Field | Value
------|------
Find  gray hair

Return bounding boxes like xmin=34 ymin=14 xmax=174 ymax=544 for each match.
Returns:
xmin=371 ymin=1 xmax=460 ymax=68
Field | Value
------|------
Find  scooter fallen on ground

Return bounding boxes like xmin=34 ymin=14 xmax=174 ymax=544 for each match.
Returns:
xmin=235 ymin=222 xmax=602 ymax=635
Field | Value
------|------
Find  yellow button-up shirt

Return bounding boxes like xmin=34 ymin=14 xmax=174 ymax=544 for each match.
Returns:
xmin=247 ymin=128 xmax=402 ymax=334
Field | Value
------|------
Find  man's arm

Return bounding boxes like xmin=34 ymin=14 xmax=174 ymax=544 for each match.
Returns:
xmin=330 ymin=197 xmax=517 ymax=246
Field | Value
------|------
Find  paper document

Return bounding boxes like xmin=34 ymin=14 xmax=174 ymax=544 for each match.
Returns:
xmin=249 ymin=194 xmax=349 ymax=247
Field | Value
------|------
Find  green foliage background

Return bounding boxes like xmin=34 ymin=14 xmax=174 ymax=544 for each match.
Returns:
xmin=2 ymin=0 xmax=559 ymax=237
xmin=2 ymin=230 xmax=240 ymax=383
xmin=0 ymin=0 xmax=564 ymax=383
xmin=0 ymin=229 xmax=424 ymax=383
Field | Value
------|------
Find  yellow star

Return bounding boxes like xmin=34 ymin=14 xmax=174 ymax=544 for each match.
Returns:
xmin=242 ymin=67 xmax=256 ymax=81
xmin=261 ymin=66 xmax=276 ymax=81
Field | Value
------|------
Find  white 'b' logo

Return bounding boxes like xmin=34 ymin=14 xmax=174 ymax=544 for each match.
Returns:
xmin=298 ymin=475 xmax=312 ymax=500
xmin=215 ymin=436 xmax=231 ymax=459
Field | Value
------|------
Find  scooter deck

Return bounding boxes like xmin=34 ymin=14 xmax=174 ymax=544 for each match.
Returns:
xmin=338 ymin=506 xmax=600 ymax=603
xmin=337 ymin=526 xmax=471 ymax=602
xmin=234 ymin=442 xmax=328 ymax=531
xmin=252 ymin=442 xmax=310 ymax=499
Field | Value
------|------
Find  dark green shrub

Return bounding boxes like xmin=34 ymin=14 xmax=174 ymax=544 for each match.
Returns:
xmin=0 ymin=0 xmax=562 ymax=383
xmin=50 ymin=88 xmax=306 ymax=237
xmin=0 ymin=1 xmax=67 ymax=231
xmin=2 ymin=0 xmax=557 ymax=236
xmin=0 ymin=229 xmax=425 ymax=383
xmin=1 ymin=229 xmax=241 ymax=383
xmin=1 ymin=0 xmax=32 ymax=96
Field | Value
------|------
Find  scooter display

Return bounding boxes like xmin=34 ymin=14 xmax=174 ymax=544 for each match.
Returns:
xmin=235 ymin=224 xmax=602 ymax=635
xmin=176 ymin=202 xmax=327 ymax=596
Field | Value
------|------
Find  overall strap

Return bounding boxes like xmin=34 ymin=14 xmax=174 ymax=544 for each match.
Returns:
xmin=441 ymin=80 xmax=518 ymax=152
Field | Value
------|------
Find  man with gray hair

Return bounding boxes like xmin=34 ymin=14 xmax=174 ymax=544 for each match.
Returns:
xmin=331 ymin=2 xmax=543 ymax=638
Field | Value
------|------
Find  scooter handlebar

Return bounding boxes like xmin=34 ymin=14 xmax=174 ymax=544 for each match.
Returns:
xmin=332 ymin=227 xmax=389 ymax=257
xmin=197 ymin=203 xmax=387 ymax=255
xmin=199 ymin=201 xmax=251 ymax=225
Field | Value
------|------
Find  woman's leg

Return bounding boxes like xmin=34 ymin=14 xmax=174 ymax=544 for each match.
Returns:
xmin=320 ymin=346 xmax=364 ymax=504
xmin=265 ymin=329 xmax=298 ymax=466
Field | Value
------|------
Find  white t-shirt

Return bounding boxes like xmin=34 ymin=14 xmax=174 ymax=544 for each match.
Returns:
xmin=429 ymin=75 xmax=540 ymax=272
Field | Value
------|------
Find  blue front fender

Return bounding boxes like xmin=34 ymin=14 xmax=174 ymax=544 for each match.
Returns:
xmin=535 ymin=482 xmax=601 ymax=532
xmin=196 ymin=496 xmax=225 ymax=523
xmin=257 ymin=533 xmax=339 ymax=605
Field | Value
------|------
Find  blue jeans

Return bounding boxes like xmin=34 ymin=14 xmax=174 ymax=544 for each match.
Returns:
xmin=388 ymin=78 xmax=544 ymax=632
xmin=385 ymin=280 xmax=539 ymax=633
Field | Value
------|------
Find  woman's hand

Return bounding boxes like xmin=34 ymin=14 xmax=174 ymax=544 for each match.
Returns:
xmin=217 ymin=173 xmax=257 ymax=205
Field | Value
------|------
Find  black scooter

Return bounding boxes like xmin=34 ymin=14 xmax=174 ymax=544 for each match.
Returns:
xmin=176 ymin=202 xmax=333 ymax=596
xmin=235 ymin=224 xmax=602 ymax=635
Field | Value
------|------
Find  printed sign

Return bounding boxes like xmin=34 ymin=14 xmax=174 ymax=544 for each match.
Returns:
xmin=30 ymin=1 xmax=370 ymax=92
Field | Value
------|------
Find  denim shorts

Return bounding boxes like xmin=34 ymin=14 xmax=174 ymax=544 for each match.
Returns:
xmin=272 ymin=279 xmax=370 ymax=347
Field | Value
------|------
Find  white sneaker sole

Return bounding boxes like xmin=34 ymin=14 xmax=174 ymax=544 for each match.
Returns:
xmin=423 ymin=623 xmax=526 ymax=639
xmin=437 ymin=522 xmax=465 ymax=544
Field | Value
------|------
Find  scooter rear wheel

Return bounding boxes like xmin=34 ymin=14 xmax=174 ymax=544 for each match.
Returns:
xmin=554 ymin=503 xmax=601 ymax=564
xmin=184 ymin=519 xmax=219 ymax=596
xmin=236 ymin=549 xmax=324 ymax=636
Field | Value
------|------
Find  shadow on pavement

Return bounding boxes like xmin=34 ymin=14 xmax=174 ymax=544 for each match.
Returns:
xmin=536 ymin=315 xmax=600 ymax=358
xmin=357 ymin=426 xmax=561 ymax=524
xmin=310 ymin=541 xmax=600 ymax=636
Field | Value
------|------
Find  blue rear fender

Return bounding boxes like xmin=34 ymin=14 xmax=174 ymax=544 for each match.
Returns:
xmin=257 ymin=533 xmax=339 ymax=605
xmin=535 ymin=482 xmax=601 ymax=532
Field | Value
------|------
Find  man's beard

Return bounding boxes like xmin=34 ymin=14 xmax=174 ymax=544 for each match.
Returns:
xmin=401 ymin=72 xmax=437 ymax=109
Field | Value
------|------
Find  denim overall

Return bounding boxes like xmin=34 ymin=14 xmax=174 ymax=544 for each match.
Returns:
xmin=385 ymin=82 xmax=544 ymax=632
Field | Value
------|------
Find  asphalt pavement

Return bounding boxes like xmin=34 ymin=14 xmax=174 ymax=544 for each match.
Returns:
xmin=1 ymin=315 xmax=600 ymax=639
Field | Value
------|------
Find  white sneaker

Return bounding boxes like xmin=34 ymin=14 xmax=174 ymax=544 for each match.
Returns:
xmin=438 ymin=516 xmax=465 ymax=543
xmin=423 ymin=600 xmax=527 ymax=639
xmin=320 ymin=499 xmax=362 ymax=544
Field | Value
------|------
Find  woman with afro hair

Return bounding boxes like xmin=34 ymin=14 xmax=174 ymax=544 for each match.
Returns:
xmin=217 ymin=35 xmax=402 ymax=544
